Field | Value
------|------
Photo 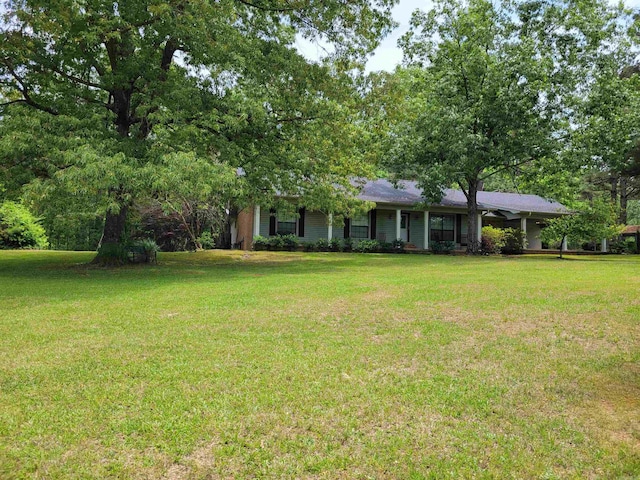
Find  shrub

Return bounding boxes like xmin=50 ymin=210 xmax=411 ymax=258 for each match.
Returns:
xmin=329 ymin=237 xmax=341 ymax=252
xmin=252 ymin=235 xmax=268 ymax=251
xmin=379 ymin=241 xmax=394 ymax=253
xmin=609 ymin=237 xmax=637 ymax=254
xmin=96 ymin=242 xmax=128 ymax=265
xmin=431 ymin=240 xmax=456 ymax=254
xmin=481 ymin=226 xmax=505 ymax=254
xmin=315 ymin=238 xmax=329 ymax=252
xmin=198 ymin=230 xmax=215 ymax=249
xmin=501 ymin=228 xmax=527 ymax=254
xmin=128 ymin=238 xmax=159 ymax=263
xmin=302 ymin=241 xmax=316 ymax=252
xmin=341 ymin=237 xmax=354 ymax=252
xmin=279 ymin=234 xmax=299 ymax=251
xmin=268 ymin=235 xmax=285 ymax=250
xmin=392 ymin=239 xmax=405 ymax=251
xmin=353 ymin=239 xmax=381 ymax=253
xmin=0 ymin=201 xmax=48 ymax=249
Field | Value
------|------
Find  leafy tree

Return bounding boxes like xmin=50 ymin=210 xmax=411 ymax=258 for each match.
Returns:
xmin=0 ymin=0 xmax=396 ymax=263
xmin=0 ymin=200 xmax=48 ymax=249
xmin=540 ymin=198 xmax=622 ymax=258
xmin=386 ymin=0 xmax=630 ymax=254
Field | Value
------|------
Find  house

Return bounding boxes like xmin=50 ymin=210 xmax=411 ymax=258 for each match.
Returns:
xmin=233 ymin=179 xmax=569 ymax=251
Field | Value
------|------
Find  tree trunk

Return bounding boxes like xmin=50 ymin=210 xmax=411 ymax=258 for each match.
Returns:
xmin=620 ymin=176 xmax=628 ymax=224
xmin=92 ymin=204 xmax=129 ymax=265
xmin=465 ymin=179 xmax=481 ymax=255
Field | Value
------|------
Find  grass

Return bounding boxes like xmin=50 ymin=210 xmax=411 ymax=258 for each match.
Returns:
xmin=0 ymin=250 xmax=638 ymax=479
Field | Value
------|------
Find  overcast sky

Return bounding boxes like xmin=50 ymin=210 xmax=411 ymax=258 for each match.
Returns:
xmin=297 ymin=0 xmax=640 ymax=73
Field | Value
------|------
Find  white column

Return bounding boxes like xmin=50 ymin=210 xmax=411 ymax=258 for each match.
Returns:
xmin=601 ymin=238 xmax=608 ymax=253
xmin=328 ymin=213 xmax=333 ymax=241
xmin=561 ymin=236 xmax=568 ymax=252
xmin=396 ymin=209 xmax=402 ymax=240
xmin=253 ymin=205 xmax=261 ymax=237
xmin=477 ymin=213 xmax=482 ymax=243
xmin=424 ymin=211 xmax=430 ymax=249
xmin=521 ymin=217 xmax=527 ymax=233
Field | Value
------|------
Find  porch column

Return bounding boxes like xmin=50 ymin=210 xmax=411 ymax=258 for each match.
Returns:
xmin=477 ymin=213 xmax=482 ymax=244
xmin=520 ymin=217 xmax=527 ymax=233
xmin=601 ymin=238 xmax=608 ymax=253
xmin=424 ymin=211 xmax=430 ymax=249
xmin=327 ymin=213 xmax=333 ymax=241
xmin=253 ymin=205 xmax=261 ymax=237
xmin=561 ymin=236 xmax=568 ymax=251
xmin=396 ymin=209 xmax=402 ymax=240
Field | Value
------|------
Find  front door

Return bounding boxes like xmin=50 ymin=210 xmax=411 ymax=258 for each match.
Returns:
xmin=400 ymin=213 xmax=410 ymax=242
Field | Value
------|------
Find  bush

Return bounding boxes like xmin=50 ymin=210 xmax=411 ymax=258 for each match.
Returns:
xmin=609 ymin=237 xmax=637 ymax=254
xmin=329 ymin=237 xmax=341 ymax=252
xmin=379 ymin=241 xmax=394 ymax=253
xmin=341 ymin=237 xmax=354 ymax=252
xmin=302 ymin=241 xmax=315 ymax=252
xmin=253 ymin=235 xmax=268 ymax=251
xmin=353 ymin=239 xmax=381 ymax=253
xmin=279 ymin=234 xmax=299 ymax=251
xmin=198 ymin=230 xmax=215 ymax=249
xmin=96 ymin=242 xmax=128 ymax=265
xmin=128 ymin=239 xmax=159 ymax=263
xmin=315 ymin=238 xmax=329 ymax=252
xmin=431 ymin=240 xmax=456 ymax=254
xmin=268 ymin=235 xmax=285 ymax=250
xmin=392 ymin=239 xmax=405 ymax=251
xmin=501 ymin=228 xmax=527 ymax=254
xmin=0 ymin=201 xmax=48 ymax=249
xmin=481 ymin=226 xmax=506 ymax=254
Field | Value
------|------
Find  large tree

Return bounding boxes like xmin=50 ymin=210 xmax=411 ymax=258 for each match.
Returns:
xmin=0 ymin=0 xmax=396 ymax=262
xmin=386 ymin=0 xmax=630 ymax=254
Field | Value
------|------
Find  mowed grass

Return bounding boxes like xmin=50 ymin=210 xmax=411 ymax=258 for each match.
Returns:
xmin=0 ymin=250 xmax=638 ymax=479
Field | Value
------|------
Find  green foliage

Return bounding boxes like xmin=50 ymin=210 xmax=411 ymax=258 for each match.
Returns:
xmin=95 ymin=242 xmax=128 ymax=265
xmin=314 ymin=238 xmax=330 ymax=252
xmin=431 ymin=240 xmax=457 ymax=255
xmin=502 ymin=228 xmax=527 ymax=255
xmin=0 ymin=201 xmax=48 ymax=249
xmin=0 ymin=0 xmax=396 ymax=256
xmin=353 ymin=239 xmax=381 ymax=253
xmin=127 ymin=238 xmax=159 ymax=264
xmin=278 ymin=234 xmax=299 ymax=251
xmin=252 ymin=235 xmax=268 ymax=251
xmin=391 ymin=239 xmax=405 ymax=251
xmin=341 ymin=237 xmax=354 ymax=252
xmin=481 ymin=226 xmax=506 ymax=255
xmin=329 ymin=237 xmax=342 ymax=252
xmin=540 ymin=199 xmax=623 ymax=257
xmin=197 ymin=231 xmax=215 ymax=250
xmin=609 ymin=237 xmax=637 ymax=254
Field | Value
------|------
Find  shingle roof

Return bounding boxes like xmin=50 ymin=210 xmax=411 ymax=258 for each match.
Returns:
xmin=356 ymin=179 xmax=568 ymax=215
xmin=622 ymin=225 xmax=640 ymax=235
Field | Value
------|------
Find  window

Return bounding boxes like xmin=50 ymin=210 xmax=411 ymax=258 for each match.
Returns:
xmin=430 ymin=214 xmax=455 ymax=242
xmin=276 ymin=211 xmax=297 ymax=235
xmin=351 ymin=214 xmax=369 ymax=239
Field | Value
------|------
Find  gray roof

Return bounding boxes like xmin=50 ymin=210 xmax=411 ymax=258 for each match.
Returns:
xmin=356 ymin=179 xmax=568 ymax=215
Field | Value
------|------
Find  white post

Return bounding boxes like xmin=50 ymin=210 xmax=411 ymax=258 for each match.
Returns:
xmin=477 ymin=213 xmax=482 ymax=244
xmin=396 ymin=209 xmax=402 ymax=240
xmin=328 ymin=213 xmax=333 ymax=241
xmin=424 ymin=211 xmax=430 ymax=249
xmin=562 ymin=236 xmax=568 ymax=251
xmin=601 ymin=238 xmax=607 ymax=253
xmin=520 ymin=217 xmax=527 ymax=233
xmin=253 ymin=205 xmax=261 ymax=237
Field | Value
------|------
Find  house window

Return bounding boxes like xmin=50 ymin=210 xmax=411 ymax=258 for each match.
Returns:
xmin=430 ymin=214 xmax=455 ymax=242
xmin=351 ymin=214 xmax=369 ymax=239
xmin=277 ymin=211 xmax=297 ymax=235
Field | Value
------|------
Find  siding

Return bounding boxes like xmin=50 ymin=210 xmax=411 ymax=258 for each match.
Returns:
xmin=259 ymin=208 xmax=330 ymax=242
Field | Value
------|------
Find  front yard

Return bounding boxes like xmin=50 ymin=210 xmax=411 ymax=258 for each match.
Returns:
xmin=0 ymin=250 xmax=638 ymax=478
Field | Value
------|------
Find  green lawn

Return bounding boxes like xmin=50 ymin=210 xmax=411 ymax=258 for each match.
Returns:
xmin=0 ymin=250 xmax=638 ymax=479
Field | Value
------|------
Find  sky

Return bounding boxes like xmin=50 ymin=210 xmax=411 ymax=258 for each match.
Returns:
xmin=296 ymin=0 xmax=640 ymax=73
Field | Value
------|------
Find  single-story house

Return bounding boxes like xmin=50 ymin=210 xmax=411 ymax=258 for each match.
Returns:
xmin=233 ymin=179 xmax=569 ymax=251
xmin=621 ymin=225 xmax=640 ymax=252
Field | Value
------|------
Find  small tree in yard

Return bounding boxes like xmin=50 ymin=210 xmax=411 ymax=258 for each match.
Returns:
xmin=540 ymin=199 xmax=622 ymax=258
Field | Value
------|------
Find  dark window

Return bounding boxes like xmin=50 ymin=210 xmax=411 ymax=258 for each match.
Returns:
xmin=277 ymin=212 xmax=297 ymax=235
xmin=351 ymin=214 xmax=369 ymax=239
xmin=430 ymin=214 xmax=455 ymax=242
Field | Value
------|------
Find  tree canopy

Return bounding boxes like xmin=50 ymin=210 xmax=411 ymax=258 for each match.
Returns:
xmin=381 ymin=0 xmax=634 ymax=253
xmin=0 ymin=0 xmax=397 ymax=261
